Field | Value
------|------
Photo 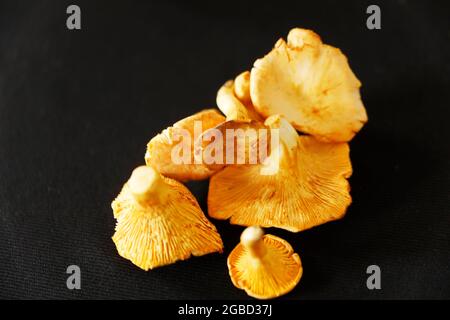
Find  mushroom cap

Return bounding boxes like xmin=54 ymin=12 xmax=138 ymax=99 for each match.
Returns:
xmin=112 ymin=166 xmax=223 ymax=270
xmin=145 ymin=109 xmax=226 ymax=181
xmin=228 ymin=226 xmax=302 ymax=299
xmin=250 ymin=28 xmax=367 ymax=142
xmin=208 ymin=115 xmax=352 ymax=232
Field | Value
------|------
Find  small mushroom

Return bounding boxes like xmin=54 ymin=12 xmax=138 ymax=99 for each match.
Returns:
xmin=208 ymin=115 xmax=352 ymax=232
xmin=228 ymin=226 xmax=302 ymax=299
xmin=250 ymin=28 xmax=368 ymax=142
xmin=216 ymin=74 xmax=263 ymax=122
xmin=145 ymin=109 xmax=226 ymax=181
xmin=112 ymin=166 xmax=223 ymax=270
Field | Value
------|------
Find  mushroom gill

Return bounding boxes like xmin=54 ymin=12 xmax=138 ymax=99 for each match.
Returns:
xmin=228 ymin=226 xmax=302 ymax=299
xmin=112 ymin=166 xmax=223 ymax=270
xmin=208 ymin=115 xmax=352 ymax=232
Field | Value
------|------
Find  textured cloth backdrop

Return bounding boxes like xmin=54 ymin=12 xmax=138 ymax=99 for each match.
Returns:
xmin=0 ymin=0 xmax=449 ymax=299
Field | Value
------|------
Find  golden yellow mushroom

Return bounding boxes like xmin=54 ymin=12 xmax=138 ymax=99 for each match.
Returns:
xmin=112 ymin=166 xmax=223 ymax=270
xmin=234 ymin=71 xmax=252 ymax=104
xmin=228 ymin=226 xmax=302 ymax=299
xmin=145 ymin=109 xmax=226 ymax=181
xmin=194 ymin=74 xmax=267 ymax=168
xmin=250 ymin=28 xmax=368 ymax=142
xmin=208 ymin=115 xmax=352 ymax=232
xmin=216 ymin=73 xmax=263 ymax=122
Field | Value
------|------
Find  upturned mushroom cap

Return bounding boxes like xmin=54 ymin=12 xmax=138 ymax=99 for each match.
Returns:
xmin=145 ymin=109 xmax=226 ymax=181
xmin=208 ymin=115 xmax=352 ymax=232
xmin=250 ymin=28 xmax=367 ymax=142
xmin=228 ymin=226 xmax=302 ymax=299
xmin=112 ymin=166 xmax=223 ymax=270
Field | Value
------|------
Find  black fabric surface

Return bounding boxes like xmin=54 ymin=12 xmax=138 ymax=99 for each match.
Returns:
xmin=0 ymin=0 xmax=449 ymax=299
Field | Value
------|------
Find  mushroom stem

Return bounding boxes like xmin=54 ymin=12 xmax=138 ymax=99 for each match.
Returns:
xmin=128 ymin=166 xmax=168 ymax=205
xmin=240 ymin=226 xmax=266 ymax=258
xmin=265 ymin=115 xmax=298 ymax=150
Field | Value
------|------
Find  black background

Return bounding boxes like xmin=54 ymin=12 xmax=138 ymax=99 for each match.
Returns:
xmin=0 ymin=0 xmax=449 ymax=299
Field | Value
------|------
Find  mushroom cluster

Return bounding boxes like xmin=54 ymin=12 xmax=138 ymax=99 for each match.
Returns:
xmin=111 ymin=28 xmax=367 ymax=298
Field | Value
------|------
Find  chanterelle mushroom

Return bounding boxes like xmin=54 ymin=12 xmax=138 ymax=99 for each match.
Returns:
xmin=250 ymin=28 xmax=368 ymax=142
xmin=216 ymin=74 xmax=263 ymax=122
xmin=228 ymin=226 xmax=302 ymax=299
xmin=208 ymin=115 xmax=352 ymax=232
xmin=112 ymin=166 xmax=223 ymax=270
xmin=194 ymin=75 xmax=267 ymax=168
xmin=145 ymin=109 xmax=225 ymax=181
xmin=234 ymin=71 xmax=252 ymax=105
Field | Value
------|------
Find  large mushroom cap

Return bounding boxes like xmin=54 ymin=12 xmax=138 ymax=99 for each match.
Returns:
xmin=250 ymin=28 xmax=367 ymax=142
xmin=145 ymin=109 xmax=226 ymax=181
xmin=228 ymin=226 xmax=302 ymax=299
xmin=208 ymin=115 xmax=352 ymax=232
xmin=112 ymin=166 xmax=223 ymax=270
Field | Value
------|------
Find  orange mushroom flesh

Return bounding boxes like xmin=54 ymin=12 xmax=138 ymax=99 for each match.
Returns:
xmin=208 ymin=115 xmax=352 ymax=232
xmin=250 ymin=28 xmax=367 ymax=142
xmin=145 ymin=109 xmax=226 ymax=181
xmin=228 ymin=226 xmax=302 ymax=299
xmin=112 ymin=166 xmax=223 ymax=270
